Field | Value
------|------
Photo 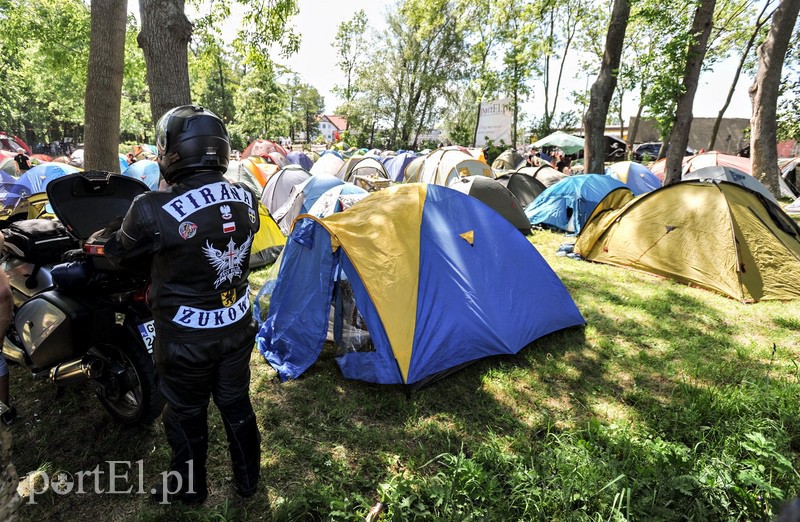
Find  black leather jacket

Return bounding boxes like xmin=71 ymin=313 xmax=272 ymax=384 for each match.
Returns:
xmin=106 ymin=171 xmax=260 ymax=343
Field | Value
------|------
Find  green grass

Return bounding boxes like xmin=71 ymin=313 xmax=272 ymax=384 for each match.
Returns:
xmin=7 ymin=229 xmax=800 ymax=521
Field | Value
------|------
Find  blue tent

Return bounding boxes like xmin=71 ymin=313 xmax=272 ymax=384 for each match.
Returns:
xmin=319 ymin=149 xmax=343 ymax=160
xmin=384 ymin=152 xmax=418 ymax=182
xmin=118 ymin=155 xmax=130 ymax=173
xmin=297 ymin=173 xmax=347 ymax=212
xmin=2 ymin=163 xmax=78 ymax=215
xmin=258 ymin=184 xmax=585 ymax=387
xmin=12 ymin=163 xmax=79 ymax=196
xmin=525 ymin=174 xmax=632 ymax=234
xmin=606 ymin=161 xmax=661 ymax=195
xmin=272 ymin=173 xmax=359 ymax=235
xmin=122 ymin=159 xmax=160 ymax=190
xmin=286 ymin=150 xmax=314 ymax=171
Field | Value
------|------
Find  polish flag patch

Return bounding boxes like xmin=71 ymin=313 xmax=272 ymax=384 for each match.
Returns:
xmin=223 ymin=222 xmax=236 ymax=233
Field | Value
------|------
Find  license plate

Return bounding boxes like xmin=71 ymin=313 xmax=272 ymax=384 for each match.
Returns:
xmin=137 ymin=320 xmax=155 ymax=354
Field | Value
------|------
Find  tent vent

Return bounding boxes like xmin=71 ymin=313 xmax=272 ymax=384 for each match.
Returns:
xmin=459 ymin=231 xmax=475 ymax=245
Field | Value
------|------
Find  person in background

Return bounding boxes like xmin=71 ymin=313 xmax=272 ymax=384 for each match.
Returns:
xmin=105 ymin=105 xmax=261 ymax=505
xmin=526 ymin=148 xmax=538 ymax=167
xmin=126 ymin=153 xmax=137 ymax=165
xmin=13 ymin=149 xmax=30 ymax=173
xmin=556 ymin=153 xmax=571 ymax=174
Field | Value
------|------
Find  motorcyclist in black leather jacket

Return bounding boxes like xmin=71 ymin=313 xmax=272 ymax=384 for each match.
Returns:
xmin=105 ymin=105 xmax=261 ymax=504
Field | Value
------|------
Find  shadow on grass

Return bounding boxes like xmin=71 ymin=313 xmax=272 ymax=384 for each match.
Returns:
xmin=7 ymin=266 xmax=800 ymax=520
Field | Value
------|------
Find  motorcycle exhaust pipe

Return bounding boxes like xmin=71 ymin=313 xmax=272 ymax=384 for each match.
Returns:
xmin=2 ymin=337 xmax=26 ymax=365
xmin=49 ymin=357 xmax=104 ymax=386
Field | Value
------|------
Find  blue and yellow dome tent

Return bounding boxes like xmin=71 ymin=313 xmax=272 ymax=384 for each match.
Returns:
xmin=257 ymin=183 xmax=585 ymax=387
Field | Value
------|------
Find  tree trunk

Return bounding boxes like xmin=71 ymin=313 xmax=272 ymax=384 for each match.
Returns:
xmin=138 ymin=0 xmax=192 ymax=126
xmin=663 ymin=0 xmax=717 ymax=186
xmin=512 ymin=87 xmax=518 ymax=147
xmin=708 ymin=2 xmax=773 ymax=150
xmin=472 ymin=100 xmax=482 ymax=147
xmin=583 ymin=0 xmax=630 ymax=174
xmin=215 ymin=55 xmax=229 ymax=122
xmin=83 ymin=0 xmax=127 ymax=173
xmin=627 ymin=104 xmax=644 ymax=155
xmin=749 ymin=0 xmax=800 ymax=196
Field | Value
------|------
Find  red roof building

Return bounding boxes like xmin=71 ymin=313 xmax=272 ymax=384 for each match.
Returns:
xmin=319 ymin=115 xmax=348 ymax=142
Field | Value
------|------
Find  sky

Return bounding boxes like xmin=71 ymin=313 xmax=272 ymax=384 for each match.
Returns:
xmin=130 ymin=0 xmax=754 ymax=123
xmin=270 ymin=0 xmax=755 ymax=121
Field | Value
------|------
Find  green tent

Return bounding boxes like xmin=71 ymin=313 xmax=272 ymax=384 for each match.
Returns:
xmin=532 ymin=131 xmax=584 ymax=154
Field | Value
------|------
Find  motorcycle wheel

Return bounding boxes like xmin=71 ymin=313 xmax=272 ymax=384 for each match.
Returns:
xmin=96 ymin=328 xmax=165 ymax=425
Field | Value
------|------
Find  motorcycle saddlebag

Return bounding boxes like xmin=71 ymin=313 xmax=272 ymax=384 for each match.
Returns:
xmin=2 ymin=219 xmax=78 ymax=266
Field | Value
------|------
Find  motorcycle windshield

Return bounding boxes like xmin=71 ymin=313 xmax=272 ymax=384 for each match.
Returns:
xmin=47 ymin=171 xmax=149 ymax=240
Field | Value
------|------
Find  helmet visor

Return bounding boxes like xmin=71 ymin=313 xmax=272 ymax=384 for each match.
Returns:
xmin=156 ymin=107 xmax=179 ymax=154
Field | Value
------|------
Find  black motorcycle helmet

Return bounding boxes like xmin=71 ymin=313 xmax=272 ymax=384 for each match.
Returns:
xmin=155 ymin=105 xmax=230 ymax=183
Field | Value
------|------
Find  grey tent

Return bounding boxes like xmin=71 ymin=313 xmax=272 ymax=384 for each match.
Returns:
xmin=492 ymin=149 xmax=525 ymax=171
xmin=516 ymin=165 xmax=568 ymax=188
xmin=495 ymin=171 xmax=547 ymax=208
xmin=448 ymin=176 xmax=531 ymax=234
xmin=682 ymin=165 xmax=776 ymax=203
xmin=261 ymin=165 xmax=312 ymax=215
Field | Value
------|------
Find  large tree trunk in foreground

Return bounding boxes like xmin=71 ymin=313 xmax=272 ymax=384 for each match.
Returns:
xmin=749 ymin=0 xmax=800 ymax=196
xmin=138 ymin=0 xmax=192 ymax=125
xmin=663 ymin=0 xmax=717 ymax=186
xmin=583 ymin=0 xmax=630 ymax=174
xmin=83 ymin=0 xmax=127 ymax=172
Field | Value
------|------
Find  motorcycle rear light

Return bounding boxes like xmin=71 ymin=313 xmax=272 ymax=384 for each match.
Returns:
xmin=84 ymin=244 xmax=105 ymax=256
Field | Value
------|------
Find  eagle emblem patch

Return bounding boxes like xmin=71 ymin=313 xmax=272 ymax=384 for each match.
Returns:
xmin=202 ymin=232 xmax=253 ymax=288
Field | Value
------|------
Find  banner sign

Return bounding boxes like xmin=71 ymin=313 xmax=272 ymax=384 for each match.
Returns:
xmin=475 ymin=98 xmax=513 ymax=146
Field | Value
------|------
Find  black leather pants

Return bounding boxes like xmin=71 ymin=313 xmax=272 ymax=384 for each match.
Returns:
xmin=154 ymin=320 xmax=261 ymax=496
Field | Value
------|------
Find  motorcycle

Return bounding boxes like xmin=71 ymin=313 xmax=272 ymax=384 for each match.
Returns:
xmin=0 ymin=171 xmax=164 ymax=425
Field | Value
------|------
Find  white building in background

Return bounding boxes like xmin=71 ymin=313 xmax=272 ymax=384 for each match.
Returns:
xmin=318 ymin=115 xmax=347 ymax=142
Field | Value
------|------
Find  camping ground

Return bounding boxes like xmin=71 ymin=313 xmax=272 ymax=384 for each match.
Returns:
xmin=6 ymin=228 xmax=800 ymax=521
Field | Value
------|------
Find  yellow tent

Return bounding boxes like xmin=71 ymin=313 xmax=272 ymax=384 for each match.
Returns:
xmin=575 ymin=180 xmax=800 ymax=302
xmin=404 ymin=147 xmax=492 ymax=185
xmin=250 ymin=202 xmax=286 ymax=268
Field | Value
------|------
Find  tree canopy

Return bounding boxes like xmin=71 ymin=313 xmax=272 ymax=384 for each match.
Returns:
xmin=0 ymin=0 xmax=795 ymax=158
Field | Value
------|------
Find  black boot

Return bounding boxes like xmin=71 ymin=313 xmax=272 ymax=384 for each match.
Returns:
xmin=219 ymin=399 xmax=261 ymax=497
xmin=151 ymin=408 xmax=208 ymax=505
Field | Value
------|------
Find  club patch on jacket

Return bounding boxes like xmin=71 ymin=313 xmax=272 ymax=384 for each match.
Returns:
xmin=162 ymin=183 xmax=253 ymax=221
xmin=220 ymin=288 xmax=236 ymax=307
xmin=202 ymin=232 xmax=253 ymax=289
xmin=178 ymin=221 xmax=198 ymax=239
xmin=172 ymin=287 xmax=251 ymax=329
